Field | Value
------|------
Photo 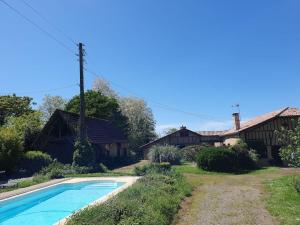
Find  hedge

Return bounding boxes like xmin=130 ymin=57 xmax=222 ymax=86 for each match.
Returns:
xmin=21 ymin=151 xmax=53 ymax=175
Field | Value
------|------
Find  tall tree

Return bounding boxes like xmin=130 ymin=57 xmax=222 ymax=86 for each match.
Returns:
xmin=65 ymin=90 xmax=128 ymax=133
xmin=92 ymin=77 xmax=118 ymax=98
xmin=5 ymin=111 xmax=43 ymax=150
xmin=119 ymin=97 xmax=156 ymax=157
xmin=0 ymin=94 xmax=34 ymax=125
xmin=39 ymin=95 xmax=66 ymax=122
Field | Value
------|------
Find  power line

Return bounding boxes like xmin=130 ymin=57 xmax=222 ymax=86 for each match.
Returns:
xmin=0 ymin=83 xmax=78 ymax=95
xmin=18 ymin=0 xmax=77 ymax=45
xmin=1 ymin=0 xmax=228 ymax=121
xmin=84 ymin=67 xmax=227 ymax=121
xmin=0 ymin=0 xmax=75 ymax=55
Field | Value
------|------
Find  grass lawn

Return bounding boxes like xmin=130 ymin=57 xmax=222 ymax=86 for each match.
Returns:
xmin=264 ymin=175 xmax=300 ymax=225
xmin=0 ymin=175 xmax=49 ymax=193
xmin=173 ymin=162 xmax=280 ymax=176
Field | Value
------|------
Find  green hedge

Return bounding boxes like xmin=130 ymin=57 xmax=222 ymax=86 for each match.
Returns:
xmin=197 ymin=147 xmax=236 ymax=172
xmin=66 ymin=172 xmax=191 ymax=225
xmin=147 ymin=145 xmax=181 ymax=165
xmin=21 ymin=151 xmax=53 ymax=175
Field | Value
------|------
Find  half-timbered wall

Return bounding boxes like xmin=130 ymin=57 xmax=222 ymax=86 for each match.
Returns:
xmin=242 ymin=117 xmax=298 ymax=146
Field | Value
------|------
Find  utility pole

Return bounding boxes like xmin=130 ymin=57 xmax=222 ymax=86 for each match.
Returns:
xmin=78 ymin=42 xmax=86 ymax=142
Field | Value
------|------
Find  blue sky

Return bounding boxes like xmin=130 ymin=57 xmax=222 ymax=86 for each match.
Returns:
xmin=1 ymin=0 xmax=300 ymax=134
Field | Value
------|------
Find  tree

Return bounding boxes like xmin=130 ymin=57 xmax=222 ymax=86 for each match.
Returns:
xmin=0 ymin=127 xmax=23 ymax=174
xmin=39 ymin=95 xmax=66 ymax=122
xmin=0 ymin=94 xmax=34 ymax=125
xmin=73 ymin=139 xmax=95 ymax=167
xmin=163 ymin=128 xmax=178 ymax=136
xmin=92 ymin=77 xmax=118 ymax=98
xmin=65 ymin=90 xmax=128 ymax=133
xmin=276 ymin=119 xmax=300 ymax=167
xmin=4 ymin=111 xmax=43 ymax=150
xmin=119 ymin=97 xmax=156 ymax=157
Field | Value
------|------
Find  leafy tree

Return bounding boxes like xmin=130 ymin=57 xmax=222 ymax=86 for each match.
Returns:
xmin=163 ymin=128 xmax=178 ymax=136
xmin=39 ymin=95 xmax=66 ymax=122
xmin=92 ymin=77 xmax=118 ymax=98
xmin=65 ymin=90 xmax=128 ymax=133
xmin=0 ymin=94 xmax=34 ymax=125
xmin=0 ymin=127 xmax=23 ymax=174
xmin=4 ymin=111 xmax=43 ymax=150
xmin=73 ymin=139 xmax=95 ymax=167
xmin=119 ymin=97 xmax=156 ymax=157
xmin=276 ymin=119 xmax=300 ymax=167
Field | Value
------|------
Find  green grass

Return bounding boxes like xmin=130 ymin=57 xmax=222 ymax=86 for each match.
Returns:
xmin=265 ymin=175 xmax=300 ymax=225
xmin=173 ymin=163 xmax=280 ymax=176
xmin=66 ymin=171 xmax=191 ymax=225
xmin=66 ymin=171 xmax=132 ymax=178
xmin=0 ymin=175 xmax=50 ymax=193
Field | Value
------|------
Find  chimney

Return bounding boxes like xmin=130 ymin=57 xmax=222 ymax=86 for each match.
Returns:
xmin=232 ymin=113 xmax=240 ymax=130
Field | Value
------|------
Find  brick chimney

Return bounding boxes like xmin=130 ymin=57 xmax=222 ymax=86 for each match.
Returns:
xmin=232 ymin=113 xmax=240 ymax=130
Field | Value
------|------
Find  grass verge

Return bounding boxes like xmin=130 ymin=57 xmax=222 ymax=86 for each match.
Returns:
xmin=265 ymin=175 xmax=300 ymax=225
xmin=66 ymin=171 xmax=192 ymax=225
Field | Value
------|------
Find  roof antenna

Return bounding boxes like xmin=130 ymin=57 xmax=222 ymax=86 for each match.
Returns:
xmin=231 ymin=103 xmax=241 ymax=119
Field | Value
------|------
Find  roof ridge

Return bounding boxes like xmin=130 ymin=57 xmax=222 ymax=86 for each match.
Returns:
xmin=56 ymin=109 xmax=110 ymax=122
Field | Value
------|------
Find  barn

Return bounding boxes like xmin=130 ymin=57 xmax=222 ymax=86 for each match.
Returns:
xmin=35 ymin=109 xmax=128 ymax=164
xmin=141 ymin=107 xmax=300 ymax=163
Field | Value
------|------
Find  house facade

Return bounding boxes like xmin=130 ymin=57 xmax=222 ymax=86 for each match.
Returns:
xmin=141 ymin=107 xmax=300 ymax=162
xmin=35 ymin=110 xmax=128 ymax=164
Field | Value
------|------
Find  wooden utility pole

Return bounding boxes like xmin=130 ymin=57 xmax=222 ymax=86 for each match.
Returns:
xmin=79 ymin=42 xmax=86 ymax=141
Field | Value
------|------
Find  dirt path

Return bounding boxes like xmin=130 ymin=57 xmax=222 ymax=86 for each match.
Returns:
xmin=173 ymin=168 xmax=300 ymax=225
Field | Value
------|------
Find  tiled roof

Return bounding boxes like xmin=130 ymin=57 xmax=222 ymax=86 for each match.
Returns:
xmin=198 ymin=131 xmax=226 ymax=136
xmin=56 ymin=110 xmax=127 ymax=144
xmin=223 ymin=107 xmax=300 ymax=135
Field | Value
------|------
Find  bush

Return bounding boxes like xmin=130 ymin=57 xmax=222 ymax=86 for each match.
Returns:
xmin=21 ymin=151 xmax=53 ymax=175
xmin=73 ymin=139 xmax=96 ymax=167
xmin=134 ymin=162 xmax=171 ymax=176
xmin=66 ymin=171 xmax=191 ymax=225
xmin=197 ymin=147 xmax=237 ymax=172
xmin=293 ymin=176 xmax=300 ymax=193
xmin=39 ymin=161 xmax=71 ymax=178
xmin=0 ymin=127 xmax=23 ymax=174
xmin=147 ymin=145 xmax=181 ymax=165
xmin=181 ymin=145 xmax=206 ymax=162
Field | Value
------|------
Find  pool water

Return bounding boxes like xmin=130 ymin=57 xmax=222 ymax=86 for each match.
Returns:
xmin=0 ymin=181 xmax=124 ymax=225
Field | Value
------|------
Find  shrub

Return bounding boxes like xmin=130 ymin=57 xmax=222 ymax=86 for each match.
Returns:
xmin=293 ymin=176 xmax=300 ymax=193
xmin=181 ymin=145 xmax=206 ymax=162
xmin=66 ymin=171 xmax=191 ymax=225
xmin=21 ymin=151 xmax=53 ymax=175
xmin=0 ymin=127 xmax=23 ymax=174
xmin=147 ymin=145 xmax=181 ymax=165
xmin=39 ymin=161 xmax=71 ymax=178
xmin=73 ymin=139 xmax=96 ymax=167
xmin=197 ymin=147 xmax=237 ymax=172
xmin=134 ymin=162 xmax=171 ymax=176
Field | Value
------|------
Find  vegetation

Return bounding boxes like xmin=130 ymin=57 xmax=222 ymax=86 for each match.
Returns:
xmin=39 ymin=94 xmax=66 ymax=122
xmin=20 ymin=151 xmax=53 ymax=175
xmin=0 ymin=94 xmax=34 ymax=125
xmin=181 ymin=145 xmax=205 ymax=162
xmin=148 ymin=145 xmax=181 ymax=165
xmin=65 ymin=90 xmax=128 ymax=133
xmin=4 ymin=111 xmax=43 ymax=150
xmin=0 ymin=127 xmax=23 ymax=174
xmin=134 ymin=162 xmax=171 ymax=176
xmin=276 ymin=118 xmax=300 ymax=167
xmin=66 ymin=170 xmax=191 ymax=225
xmin=265 ymin=175 xmax=300 ymax=225
xmin=72 ymin=139 xmax=96 ymax=167
xmin=119 ymin=97 xmax=156 ymax=158
xmin=197 ymin=147 xmax=237 ymax=172
xmin=293 ymin=175 xmax=300 ymax=193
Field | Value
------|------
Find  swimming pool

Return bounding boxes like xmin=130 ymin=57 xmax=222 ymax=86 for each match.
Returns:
xmin=0 ymin=180 xmax=125 ymax=225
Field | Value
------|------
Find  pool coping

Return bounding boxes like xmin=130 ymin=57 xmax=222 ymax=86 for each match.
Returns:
xmin=0 ymin=176 xmax=139 ymax=225
xmin=0 ymin=178 xmax=70 ymax=201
